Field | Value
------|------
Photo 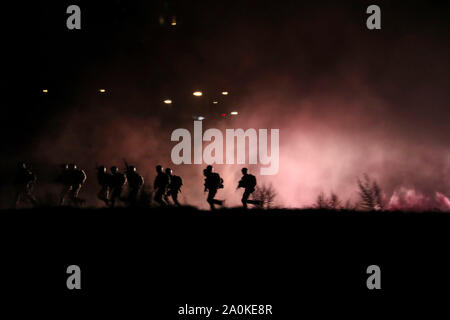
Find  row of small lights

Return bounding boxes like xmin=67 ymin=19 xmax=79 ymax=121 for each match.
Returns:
xmin=164 ymin=90 xmax=229 ymax=103
xmin=42 ymin=89 xmax=106 ymax=93
xmin=41 ymin=88 xmax=239 ymax=118
xmin=165 ymin=91 xmax=239 ymax=119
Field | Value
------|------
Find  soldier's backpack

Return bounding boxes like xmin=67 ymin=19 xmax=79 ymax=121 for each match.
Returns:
xmin=171 ymin=175 xmax=183 ymax=190
xmin=247 ymin=174 xmax=257 ymax=189
xmin=211 ymin=172 xmax=224 ymax=189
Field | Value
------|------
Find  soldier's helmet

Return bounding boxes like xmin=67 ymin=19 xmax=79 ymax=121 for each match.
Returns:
xmin=156 ymin=165 xmax=163 ymax=173
xmin=97 ymin=166 xmax=107 ymax=173
xmin=111 ymin=166 xmax=118 ymax=174
xmin=242 ymin=167 xmax=248 ymax=175
xmin=68 ymin=163 xmax=77 ymax=170
xmin=127 ymin=166 xmax=136 ymax=173
xmin=165 ymin=168 xmax=172 ymax=175
xmin=206 ymin=165 xmax=213 ymax=172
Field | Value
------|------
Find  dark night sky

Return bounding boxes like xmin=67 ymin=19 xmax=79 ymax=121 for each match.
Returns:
xmin=1 ymin=0 xmax=449 ymax=209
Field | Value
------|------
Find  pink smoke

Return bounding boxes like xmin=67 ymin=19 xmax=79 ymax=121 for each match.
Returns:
xmin=388 ymin=188 xmax=450 ymax=212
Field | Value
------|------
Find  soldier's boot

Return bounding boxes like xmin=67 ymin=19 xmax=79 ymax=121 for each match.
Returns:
xmin=247 ymin=200 xmax=263 ymax=206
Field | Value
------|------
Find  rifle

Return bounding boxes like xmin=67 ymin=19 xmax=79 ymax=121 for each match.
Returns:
xmin=123 ymin=158 xmax=129 ymax=171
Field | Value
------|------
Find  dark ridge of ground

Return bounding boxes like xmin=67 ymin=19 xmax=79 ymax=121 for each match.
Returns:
xmin=3 ymin=205 xmax=448 ymax=216
xmin=1 ymin=206 xmax=449 ymax=316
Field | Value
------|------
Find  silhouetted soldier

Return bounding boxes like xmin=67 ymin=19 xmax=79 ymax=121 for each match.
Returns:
xmin=154 ymin=165 xmax=169 ymax=206
xmin=164 ymin=168 xmax=182 ymax=206
xmin=237 ymin=167 xmax=262 ymax=209
xmin=124 ymin=162 xmax=144 ymax=206
xmin=203 ymin=165 xmax=224 ymax=210
xmin=109 ymin=166 xmax=127 ymax=207
xmin=14 ymin=162 xmax=37 ymax=208
xmin=59 ymin=163 xmax=87 ymax=206
xmin=96 ymin=165 xmax=112 ymax=206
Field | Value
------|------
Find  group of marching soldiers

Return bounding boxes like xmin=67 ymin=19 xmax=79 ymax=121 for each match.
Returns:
xmin=96 ymin=162 xmax=144 ymax=207
xmin=13 ymin=161 xmax=263 ymax=210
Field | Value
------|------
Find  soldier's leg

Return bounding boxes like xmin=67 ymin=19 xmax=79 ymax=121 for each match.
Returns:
xmin=246 ymin=193 xmax=263 ymax=206
xmin=246 ymin=200 xmax=263 ymax=205
xmin=110 ymin=187 xmax=118 ymax=207
xmin=109 ymin=189 xmax=115 ymax=207
xmin=172 ymin=191 xmax=180 ymax=206
xmin=98 ymin=185 xmax=109 ymax=205
xmin=25 ymin=184 xmax=37 ymax=206
xmin=207 ymin=189 xmax=216 ymax=210
xmin=245 ymin=189 xmax=263 ymax=207
xmin=212 ymin=194 xmax=223 ymax=206
xmin=241 ymin=190 xmax=250 ymax=209
xmin=98 ymin=186 xmax=105 ymax=200
xmin=156 ymin=189 xmax=168 ymax=206
xmin=14 ymin=189 xmax=22 ymax=208
xmin=115 ymin=187 xmax=123 ymax=205
xmin=72 ymin=184 xmax=84 ymax=206
xmin=60 ymin=186 xmax=71 ymax=205
xmin=164 ymin=191 xmax=170 ymax=205
xmin=73 ymin=184 xmax=81 ymax=198
xmin=128 ymin=188 xmax=138 ymax=206
xmin=154 ymin=189 xmax=162 ymax=205
xmin=207 ymin=189 xmax=223 ymax=209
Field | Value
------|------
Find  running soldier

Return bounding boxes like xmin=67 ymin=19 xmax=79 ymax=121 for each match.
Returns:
xmin=154 ymin=165 xmax=169 ymax=206
xmin=59 ymin=163 xmax=87 ymax=206
xmin=237 ymin=168 xmax=262 ymax=209
xmin=124 ymin=161 xmax=144 ymax=206
xmin=109 ymin=166 xmax=127 ymax=207
xmin=96 ymin=165 xmax=112 ymax=206
xmin=203 ymin=165 xmax=224 ymax=210
xmin=164 ymin=168 xmax=182 ymax=206
xmin=14 ymin=162 xmax=37 ymax=208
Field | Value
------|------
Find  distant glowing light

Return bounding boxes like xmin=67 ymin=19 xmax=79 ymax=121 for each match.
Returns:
xmin=164 ymin=99 xmax=172 ymax=104
xmin=171 ymin=16 xmax=177 ymax=26
xmin=221 ymin=113 xmax=227 ymax=117
xmin=230 ymin=111 xmax=238 ymax=115
xmin=99 ymin=89 xmax=106 ymax=93
xmin=42 ymin=89 xmax=48 ymax=93
xmin=197 ymin=116 xmax=205 ymax=121
xmin=193 ymin=91 xmax=203 ymax=96
xmin=213 ymin=101 xmax=218 ymax=104
xmin=221 ymin=91 xmax=229 ymax=95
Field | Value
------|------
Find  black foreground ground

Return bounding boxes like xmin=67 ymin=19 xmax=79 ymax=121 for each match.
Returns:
xmin=1 ymin=206 xmax=449 ymax=317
